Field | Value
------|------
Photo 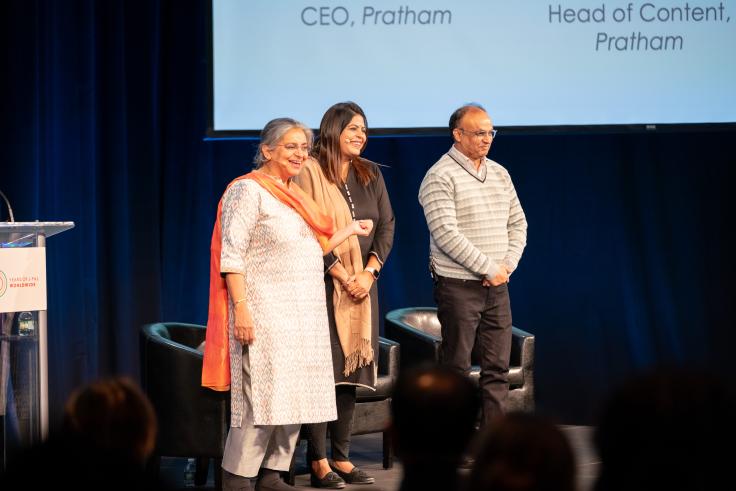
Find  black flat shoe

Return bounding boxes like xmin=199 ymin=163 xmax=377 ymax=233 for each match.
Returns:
xmin=309 ymin=470 xmax=345 ymax=489
xmin=332 ymin=466 xmax=375 ymax=485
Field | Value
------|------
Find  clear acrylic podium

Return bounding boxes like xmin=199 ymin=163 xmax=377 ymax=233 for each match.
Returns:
xmin=0 ymin=221 xmax=74 ymax=470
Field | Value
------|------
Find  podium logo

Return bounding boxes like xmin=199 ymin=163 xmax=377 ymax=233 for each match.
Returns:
xmin=0 ymin=270 xmax=6 ymax=298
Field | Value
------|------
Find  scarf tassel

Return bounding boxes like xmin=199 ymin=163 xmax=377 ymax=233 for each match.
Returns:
xmin=342 ymin=338 xmax=375 ymax=377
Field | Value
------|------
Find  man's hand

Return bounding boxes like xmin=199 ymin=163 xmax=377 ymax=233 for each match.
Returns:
xmin=483 ymin=266 xmax=509 ymax=287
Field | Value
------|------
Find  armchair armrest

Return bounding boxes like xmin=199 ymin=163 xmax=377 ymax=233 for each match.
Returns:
xmin=510 ymin=327 xmax=534 ymax=370
xmin=378 ymin=336 xmax=400 ymax=379
xmin=510 ymin=327 xmax=534 ymax=410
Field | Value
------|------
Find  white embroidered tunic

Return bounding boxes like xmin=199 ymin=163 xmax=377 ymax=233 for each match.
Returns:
xmin=220 ymin=179 xmax=337 ymax=426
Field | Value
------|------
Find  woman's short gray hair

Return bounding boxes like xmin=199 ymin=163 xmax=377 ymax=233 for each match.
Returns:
xmin=254 ymin=118 xmax=313 ymax=168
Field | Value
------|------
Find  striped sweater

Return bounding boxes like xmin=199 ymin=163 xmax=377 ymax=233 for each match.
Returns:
xmin=418 ymin=146 xmax=527 ymax=280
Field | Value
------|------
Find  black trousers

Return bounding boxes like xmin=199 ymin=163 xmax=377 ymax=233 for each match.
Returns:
xmin=433 ymin=276 xmax=513 ymax=426
xmin=305 ymin=385 xmax=356 ymax=462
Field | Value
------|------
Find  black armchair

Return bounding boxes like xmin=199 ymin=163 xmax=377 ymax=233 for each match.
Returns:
xmin=384 ymin=307 xmax=534 ymax=412
xmin=140 ymin=322 xmax=229 ymax=490
xmin=287 ymin=336 xmax=399 ymax=484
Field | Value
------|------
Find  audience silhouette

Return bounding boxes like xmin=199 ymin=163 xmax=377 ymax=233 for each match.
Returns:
xmin=466 ymin=411 xmax=576 ymax=491
xmin=1 ymin=376 xmax=162 ymax=490
xmin=7 ymin=364 xmax=734 ymax=491
xmin=391 ymin=364 xmax=480 ymax=491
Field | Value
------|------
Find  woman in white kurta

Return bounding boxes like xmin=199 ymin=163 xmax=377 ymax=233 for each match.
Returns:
xmin=215 ymin=118 xmax=372 ymax=491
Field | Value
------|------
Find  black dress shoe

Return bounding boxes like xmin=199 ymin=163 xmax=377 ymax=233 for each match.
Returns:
xmin=310 ymin=470 xmax=345 ymax=489
xmin=332 ymin=466 xmax=375 ymax=485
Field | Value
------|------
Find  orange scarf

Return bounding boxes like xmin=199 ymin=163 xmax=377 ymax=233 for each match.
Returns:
xmin=201 ymin=171 xmax=335 ymax=391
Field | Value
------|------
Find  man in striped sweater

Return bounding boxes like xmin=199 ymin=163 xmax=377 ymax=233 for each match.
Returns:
xmin=418 ymin=103 xmax=527 ymax=428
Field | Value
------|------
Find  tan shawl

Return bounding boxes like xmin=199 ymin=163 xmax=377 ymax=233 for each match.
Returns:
xmin=295 ymin=158 xmax=374 ymax=376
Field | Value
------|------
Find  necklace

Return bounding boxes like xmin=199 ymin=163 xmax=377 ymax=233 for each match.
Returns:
xmin=340 ymin=160 xmax=356 ymax=219
xmin=342 ymin=179 xmax=356 ymax=221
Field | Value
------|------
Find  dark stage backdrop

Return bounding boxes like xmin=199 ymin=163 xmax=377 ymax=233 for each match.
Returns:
xmin=2 ymin=0 xmax=735 ymax=427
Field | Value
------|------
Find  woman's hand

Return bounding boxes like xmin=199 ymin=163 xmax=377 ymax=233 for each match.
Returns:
xmin=341 ymin=275 xmax=365 ymax=299
xmin=340 ymin=274 xmax=356 ymax=290
xmin=233 ymin=303 xmax=255 ymax=345
xmin=346 ymin=271 xmax=373 ymax=299
xmin=325 ymin=220 xmax=374 ymax=254
xmin=353 ymin=219 xmax=373 ymax=236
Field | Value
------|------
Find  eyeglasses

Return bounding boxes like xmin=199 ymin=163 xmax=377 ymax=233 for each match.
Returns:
xmin=458 ymin=128 xmax=497 ymax=139
xmin=274 ymin=143 xmax=311 ymax=153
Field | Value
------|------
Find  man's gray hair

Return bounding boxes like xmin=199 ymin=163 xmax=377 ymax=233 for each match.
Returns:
xmin=254 ymin=118 xmax=313 ymax=167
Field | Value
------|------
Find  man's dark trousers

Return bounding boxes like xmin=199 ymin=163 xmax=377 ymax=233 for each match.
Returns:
xmin=433 ymin=275 xmax=512 ymax=426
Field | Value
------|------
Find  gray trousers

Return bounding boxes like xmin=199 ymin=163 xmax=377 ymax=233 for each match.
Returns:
xmin=222 ymin=347 xmax=300 ymax=478
xmin=434 ymin=276 xmax=513 ymax=426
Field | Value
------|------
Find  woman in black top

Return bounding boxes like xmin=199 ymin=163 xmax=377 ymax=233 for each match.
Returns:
xmin=295 ymin=101 xmax=395 ymax=488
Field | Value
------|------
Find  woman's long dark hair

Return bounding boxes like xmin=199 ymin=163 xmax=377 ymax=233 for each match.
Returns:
xmin=312 ymin=101 xmax=376 ymax=186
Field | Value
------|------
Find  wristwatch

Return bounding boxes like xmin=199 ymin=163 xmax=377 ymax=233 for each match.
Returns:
xmin=364 ymin=266 xmax=380 ymax=280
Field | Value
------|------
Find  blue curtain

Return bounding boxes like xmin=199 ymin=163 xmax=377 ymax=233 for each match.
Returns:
xmin=2 ymin=0 xmax=734 ymax=426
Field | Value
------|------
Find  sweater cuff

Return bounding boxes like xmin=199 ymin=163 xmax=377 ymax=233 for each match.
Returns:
xmin=484 ymin=261 xmax=502 ymax=279
xmin=501 ymin=257 xmax=518 ymax=274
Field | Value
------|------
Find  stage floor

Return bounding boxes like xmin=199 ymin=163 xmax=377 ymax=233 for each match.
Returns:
xmin=161 ymin=425 xmax=600 ymax=491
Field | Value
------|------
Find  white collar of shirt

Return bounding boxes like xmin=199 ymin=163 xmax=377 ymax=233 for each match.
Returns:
xmin=448 ymin=145 xmax=487 ymax=182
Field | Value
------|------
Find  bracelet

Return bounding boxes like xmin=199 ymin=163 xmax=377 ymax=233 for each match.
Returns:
xmin=234 ymin=298 xmax=246 ymax=306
